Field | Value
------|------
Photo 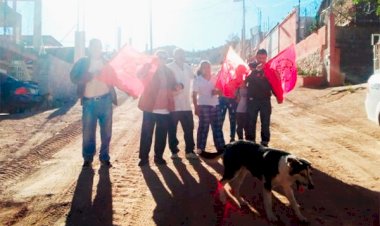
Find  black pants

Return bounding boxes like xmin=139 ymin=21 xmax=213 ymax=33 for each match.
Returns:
xmin=236 ymin=112 xmax=250 ymax=140
xmin=247 ymin=99 xmax=272 ymax=145
xmin=168 ymin=111 xmax=195 ymax=154
xmin=139 ymin=112 xmax=169 ymax=161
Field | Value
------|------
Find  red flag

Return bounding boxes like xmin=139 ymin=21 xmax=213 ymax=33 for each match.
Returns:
xmin=264 ymin=44 xmax=298 ymax=103
xmin=97 ymin=45 xmax=158 ymax=98
xmin=216 ymin=46 xmax=248 ymax=98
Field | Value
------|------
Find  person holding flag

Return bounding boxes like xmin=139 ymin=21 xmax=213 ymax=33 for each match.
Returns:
xmin=137 ymin=50 xmax=178 ymax=167
xmin=246 ymin=49 xmax=282 ymax=147
xmin=217 ymin=77 xmax=240 ymax=143
xmin=215 ymin=47 xmax=248 ymax=143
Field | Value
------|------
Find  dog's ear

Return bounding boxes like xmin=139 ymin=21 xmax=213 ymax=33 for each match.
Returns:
xmin=287 ymin=156 xmax=304 ymax=175
xmin=299 ymin=158 xmax=312 ymax=167
xmin=287 ymin=156 xmax=301 ymax=166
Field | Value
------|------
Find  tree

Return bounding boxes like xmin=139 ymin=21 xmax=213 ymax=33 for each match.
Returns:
xmin=353 ymin=0 xmax=380 ymax=16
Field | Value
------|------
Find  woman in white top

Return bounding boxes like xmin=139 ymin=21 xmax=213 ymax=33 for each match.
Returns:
xmin=192 ymin=61 xmax=225 ymax=153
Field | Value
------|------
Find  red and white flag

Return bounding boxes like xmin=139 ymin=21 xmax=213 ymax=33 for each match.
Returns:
xmin=97 ymin=45 xmax=158 ymax=98
xmin=264 ymin=44 xmax=298 ymax=103
xmin=216 ymin=46 xmax=248 ymax=98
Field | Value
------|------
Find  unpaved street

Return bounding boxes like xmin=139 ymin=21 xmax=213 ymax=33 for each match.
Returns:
xmin=0 ymin=84 xmax=379 ymax=226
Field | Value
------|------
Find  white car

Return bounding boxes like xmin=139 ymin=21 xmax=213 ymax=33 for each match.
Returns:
xmin=365 ymin=71 xmax=380 ymax=125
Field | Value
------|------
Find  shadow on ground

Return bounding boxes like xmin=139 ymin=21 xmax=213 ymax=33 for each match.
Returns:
xmin=141 ymin=159 xmax=379 ymax=226
xmin=66 ymin=166 xmax=113 ymax=226
xmin=0 ymin=98 xmax=77 ymax=121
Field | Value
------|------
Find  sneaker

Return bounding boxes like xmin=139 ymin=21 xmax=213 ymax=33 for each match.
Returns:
xmin=261 ymin=141 xmax=268 ymax=147
xmin=82 ymin=160 xmax=92 ymax=168
xmin=138 ymin=159 xmax=149 ymax=167
xmin=171 ymin=153 xmax=181 ymax=159
xmin=185 ymin=153 xmax=199 ymax=159
xmin=101 ymin=160 xmax=112 ymax=167
xmin=230 ymin=138 xmax=235 ymax=142
xmin=154 ymin=158 xmax=167 ymax=165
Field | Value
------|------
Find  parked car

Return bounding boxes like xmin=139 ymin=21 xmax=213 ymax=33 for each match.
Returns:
xmin=365 ymin=71 xmax=380 ymax=125
xmin=0 ymin=72 xmax=45 ymax=113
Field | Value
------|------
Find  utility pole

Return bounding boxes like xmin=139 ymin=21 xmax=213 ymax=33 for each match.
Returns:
xmin=3 ymin=0 xmax=7 ymax=36
xmin=233 ymin=0 xmax=246 ymax=58
xmin=242 ymin=0 xmax=246 ymax=58
xmin=149 ymin=0 xmax=153 ymax=54
xmin=297 ymin=0 xmax=301 ymax=42
xmin=33 ymin=0 xmax=42 ymax=53
xmin=74 ymin=0 xmax=85 ymax=61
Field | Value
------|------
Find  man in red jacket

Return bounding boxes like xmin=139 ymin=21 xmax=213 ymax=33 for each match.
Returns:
xmin=138 ymin=50 xmax=178 ymax=167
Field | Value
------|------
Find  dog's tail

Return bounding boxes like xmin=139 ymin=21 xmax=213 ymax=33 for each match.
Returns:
xmin=198 ymin=148 xmax=225 ymax=161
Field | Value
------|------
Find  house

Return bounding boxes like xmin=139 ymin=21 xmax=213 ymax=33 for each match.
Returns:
xmin=0 ymin=2 xmax=75 ymax=101
xmin=252 ymin=0 xmax=380 ymax=86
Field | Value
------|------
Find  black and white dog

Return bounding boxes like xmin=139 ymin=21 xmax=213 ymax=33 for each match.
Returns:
xmin=199 ymin=140 xmax=314 ymax=222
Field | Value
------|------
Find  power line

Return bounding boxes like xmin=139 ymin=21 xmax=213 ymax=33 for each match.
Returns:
xmin=59 ymin=24 xmax=76 ymax=43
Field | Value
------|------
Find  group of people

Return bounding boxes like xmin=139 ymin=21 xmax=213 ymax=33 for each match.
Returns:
xmin=70 ymin=39 xmax=281 ymax=168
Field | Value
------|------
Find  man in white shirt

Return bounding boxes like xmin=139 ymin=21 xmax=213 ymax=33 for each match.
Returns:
xmin=167 ymin=48 xmax=197 ymax=159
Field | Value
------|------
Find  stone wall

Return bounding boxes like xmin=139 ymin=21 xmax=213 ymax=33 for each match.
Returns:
xmin=296 ymin=49 xmax=324 ymax=77
xmin=336 ymin=26 xmax=380 ymax=83
xmin=295 ymin=25 xmax=328 ymax=80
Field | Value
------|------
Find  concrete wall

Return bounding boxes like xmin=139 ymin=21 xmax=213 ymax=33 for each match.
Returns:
xmin=257 ymin=27 xmax=279 ymax=59
xmin=33 ymin=55 xmax=76 ymax=101
xmin=256 ymin=9 xmax=298 ymax=58
xmin=278 ymin=9 xmax=297 ymax=52
xmin=256 ymin=10 xmax=344 ymax=86
xmin=296 ymin=25 xmax=327 ymax=59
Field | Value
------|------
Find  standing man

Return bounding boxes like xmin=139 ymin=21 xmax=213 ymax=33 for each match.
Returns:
xmin=246 ymin=49 xmax=281 ymax=147
xmin=70 ymin=39 xmax=116 ymax=168
xmin=167 ymin=48 xmax=198 ymax=159
xmin=138 ymin=50 xmax=177 ymax=167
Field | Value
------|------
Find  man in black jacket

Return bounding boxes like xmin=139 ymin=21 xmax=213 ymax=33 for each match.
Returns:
xmin=70 ymin=39 xmax=116 ymax=168
xmin=246 ymin=49 xmax=277 ymax=147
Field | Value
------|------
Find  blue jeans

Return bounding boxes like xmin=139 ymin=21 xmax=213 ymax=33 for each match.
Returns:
xmin=82 ymin=94 xmax=113 ymax=162
xmin=219 ymin=96 xmax=238 ymax=140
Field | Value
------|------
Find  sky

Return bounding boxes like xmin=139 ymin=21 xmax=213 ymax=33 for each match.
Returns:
xmin=13 ymin=0 xmax=321 ymax=52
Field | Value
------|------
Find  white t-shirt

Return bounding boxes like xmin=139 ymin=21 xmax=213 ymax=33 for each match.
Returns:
xmin=152 ymin=109 xmax=170 ymax=114
xmin=193 ymin=75 xmax=219 ymax=106
xmin=167 ymin=61 xmax=194 ymax=111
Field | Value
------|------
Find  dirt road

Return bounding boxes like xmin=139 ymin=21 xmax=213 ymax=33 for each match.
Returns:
xmin=0 ymin=84 xmax=379 ymax=226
